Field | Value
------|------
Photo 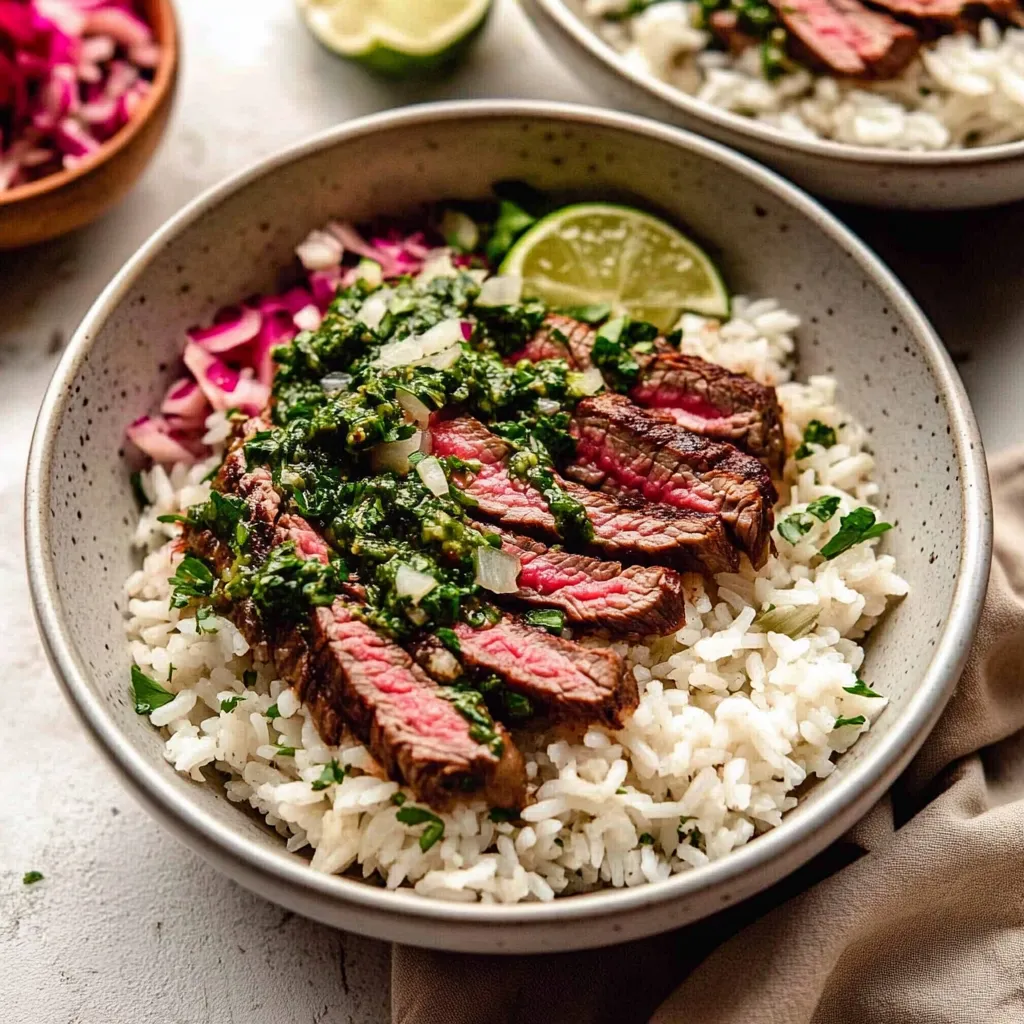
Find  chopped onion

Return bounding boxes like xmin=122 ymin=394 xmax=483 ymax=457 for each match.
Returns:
xmin=358 ymin=289 xmax=391 ymax=330
xmin=395 ymin=565 xmax=438 ymax=606
xmin=415 ymin=456 xmax=449 ymax=497
xmin=569 ymin=366 xmax=606 ymax=397
xmin=396 ymin=387 xmax=431 ymax=428
xmin=474 ymin=545 xmax=521 ymax=594
xmin=187 ymin=305 xmax=261 ymax=354
xmin=160 ymin=377 xmax=208 ymax=419
xmin=292 ymin=304 xmax=322 ymax=331
xmin=126 ymin=416 xmax=199 ymax=465
xmin=477 ymin=275 xmax=523 ymax=307
xmin=319 ymin=372 xmax=352 ymax=393
xmin=536 ymin=398 xmax=561 ymax=416
xmin=416 ymin=345 xmax=462 ymax=371
xmin=440 ymin=209 xmax=479 ymax=252
xmin=417 ymin=249 xmax=458 ymax=284
xmin=295 ymin=229 xmax=343 ymax=271
xmin=356 ymin=258 xmax=383 ymax=288
xmin=370 ymin=431 xmax=425 ymax=475
xmin=419 ymin=319 xmax=465 ymax=355
xmin=422 ymin=645 xmax=461 ymax=683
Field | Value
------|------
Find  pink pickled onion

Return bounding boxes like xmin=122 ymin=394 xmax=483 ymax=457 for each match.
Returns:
xmin=186 ymin=305 xmax=261 ymax=354
xmin=126 ymin=416 xmax=201 ymax=464
xmin=160 ymin=377 xmax=209 ymax=419
xmin=183 ymin=343 xmax=269 ymax=415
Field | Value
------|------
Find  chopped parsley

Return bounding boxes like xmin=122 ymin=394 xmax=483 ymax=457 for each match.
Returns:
xmin=265 ymin=703 xmax=280 ymax=720
xmin=273 ymin=745 xmax=296 ymax=758
xmin=638 ymin=833 xmax=655 ymax=846
xmin=590 ymin=317 xmax=658 ymax=392
xmin=502 ymin=690 xmax=533 ymax=720
xmin=194 ymin=604 xmax=218 ymax=634
xmin=440 ymin=685 xmax=505 ymax=756
xmin=168 ymin=555 xmax=215 ymax=609
xmin=485 ymin=200 xmax=536 ymax=264
xmin=220 ymin=695 xmax=245 ymax=713
xmin=435 ymin=627 xmax=461 ymax=655
xmin=778 ymin=496 xmax=840 ymax=543
xmin=22 ymin=871 xmax=44 ymax=885
xmin=311 ymin=759 xmax=346 ymax=791
xmin=833 ymin=715 xmax=867 ymax=730
xmin=391 ymin=792 xmax=407 ymax=806
xmin=806 ymin=495 xmax=841 ymax=521
xmin=396 ymin=805 xmax=446 ymax=852
xmin=819 ymin=507 xmax=893 ymax=560
xmin=130 ymin=665 xmax=175 ymax=715
xmin=522 ymin=608 xmax=566 ymax=635
xmin=794 ymin=419 xmax=837 ymax=460
xmin=843 ymin=679 xmax=883 ymax=698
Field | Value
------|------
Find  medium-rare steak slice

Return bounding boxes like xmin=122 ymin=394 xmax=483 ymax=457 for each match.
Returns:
xmin=411 ymin=617 xmax=637 ymax=730
xmin=430 ymin=415 xmax=738 ymax=575
xmin=630 ymin=354 xmax=786 ymax=475
xmin=183 ymin=468 xmax=527 ymax=810
xmin=863 ymin=0 xmax=1016 ymax=28
xmin=520 ymin=313 xmax=602 ymax=369
xmin=485 ymin=525 xmax=688 ymax=637
xmin=567 ymin=394 xmax=776 ymax=568
xmin=771 ymin=0 xmax=919 ymax=78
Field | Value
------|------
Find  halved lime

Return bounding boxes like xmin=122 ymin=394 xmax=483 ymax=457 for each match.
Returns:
xmin=297 ymin=0 xmax=492 ymax=77
xmin=499 ymin=203 xmax=729 ymax=332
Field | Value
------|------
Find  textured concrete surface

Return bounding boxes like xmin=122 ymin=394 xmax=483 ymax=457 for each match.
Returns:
xmin=1 ymin=1 xmax=1022 ymax=1021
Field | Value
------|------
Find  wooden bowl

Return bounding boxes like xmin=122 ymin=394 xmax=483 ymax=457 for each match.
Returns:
xmin=0 ymin=0 xmax=179 ymax=249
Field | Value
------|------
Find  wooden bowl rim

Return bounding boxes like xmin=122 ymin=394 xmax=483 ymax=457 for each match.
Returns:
xmin=0 ymin=0 xmax=179 ymax=208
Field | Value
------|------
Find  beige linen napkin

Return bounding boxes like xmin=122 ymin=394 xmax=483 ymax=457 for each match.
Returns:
xmin=393 ymin=449 xmax=1024 ymax=1024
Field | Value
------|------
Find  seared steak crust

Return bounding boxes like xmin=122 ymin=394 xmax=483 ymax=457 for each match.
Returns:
xmin=631 ymin=354 xmax=786 ymax=474
xmin=412 ymin=617 xmax=637 ymax=730
xmin=430 ymin=415 xmax=739 ymax=575
xmin=487 ymin=525 xmax=687 ymax=637
xmin=568 ymin=393 xmax=776 ymax=568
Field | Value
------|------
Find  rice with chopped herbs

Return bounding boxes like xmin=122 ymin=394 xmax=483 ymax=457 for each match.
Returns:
xmin=123 ymin=295 xmax=907 ymax=903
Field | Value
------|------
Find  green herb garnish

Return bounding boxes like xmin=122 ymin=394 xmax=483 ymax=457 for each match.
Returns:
xmin=131 ymin=665 xmax=175 ymax=715
xmin=522 ymin=608 xmax=566 ymax=635
xmin=843 ymin=679 xmax=883 ymax=698
xmin=436 ymin=627 xmax=462 ymax=655
xmin=396 ymin=805 xmax=446 ymax=852
xmin=794 ymin=420 xmax=837 ymax=460
xmin=22 ymin=871 xmax=44 ymax=885
xmin=168 ymin=555 xmax=215 ymax=609
xmin=488 ymin=807 xmax=519 ymax=823
xmin=560 ymin=303 xmax=611 ymax=325
xmin=220 ymin=695 xmax=244 ymax=713
xmin=819 ymin=507 xmax=892 ymax=560
xmin=833 ymin=715 xmax=867 ymax=730
xmin=194 ymin=604 xmax=218 ymax=634
xmin=311 ymin=759 xmax=346 ymax=791
xmin=273 ymin=745 xmax=296 ymax=758
xmin=503 ymin=690 xmax=533 ymax=719
xmin=265 ymin=703 xmax=280 ymax=720
xmin=590 ymin=317 xmax=658 ymax=392
xmin=806 ymin=495 xmax=841 ymax=521
xmin=638 ymin=833 xmax=655 ymax=846
xmin=391 ymin=792 xmax=407 ymax=806
xmin=486 ymin=200 xmax=536 ymax=264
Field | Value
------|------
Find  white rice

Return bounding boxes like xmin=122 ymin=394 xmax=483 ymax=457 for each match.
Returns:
xmin=585 ymin=0 xmax=1024 ymax=150
xmin=124 ymin=296 xmax=907 ymax=903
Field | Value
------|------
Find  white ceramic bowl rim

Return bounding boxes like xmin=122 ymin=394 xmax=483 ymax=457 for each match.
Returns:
xmin=532 ymin=0 xmax=1024 ymax=167
xmin=25 ymin=100 xmax=991 ymax=935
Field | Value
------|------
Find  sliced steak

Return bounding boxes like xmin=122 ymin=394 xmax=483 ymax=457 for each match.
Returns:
xmin=184 ymin=459 xmax=527 ymax=809
xmin=412 ymin=618 xmax=637 ymax=730
xmin=517 ymin=313 xmax=600 ymax=370
xmin=486 ymin=525 xmax=688 ymax=637
xmin=504 ymin=329 xmax=572 ymax=366
xmin=430 ymin=415 xmax=738 ymax=575
xmin=864 ymin=0 xmax=1016 ymax=27
xmin=567 ymin=393 xmax=776 ymax=568
xmin=708 ymin=10 xmax=759 ymax=53
xmin=630 ymin=354 xmax=786 ymax=475
xmin=772 ymin=0 xmax=919 ymax=78
xmin=216 ymin=415 xmax=281 ymax=561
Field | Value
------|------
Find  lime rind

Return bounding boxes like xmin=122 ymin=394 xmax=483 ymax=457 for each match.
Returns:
xmin=298 ymin=0 xmax=492 ymax=75
xmin=499 ymin=202 xmax=730 ymax=332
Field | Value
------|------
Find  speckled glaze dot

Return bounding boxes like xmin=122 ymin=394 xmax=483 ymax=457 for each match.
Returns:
xmin=24 ymin=104 xmax=991 ymax=955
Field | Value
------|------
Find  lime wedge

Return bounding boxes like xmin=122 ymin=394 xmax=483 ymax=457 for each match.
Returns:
xmin=297 ymin=0 xmax=492 ymax=77
xmin=499 ymin=203 xmax=729 ymax=332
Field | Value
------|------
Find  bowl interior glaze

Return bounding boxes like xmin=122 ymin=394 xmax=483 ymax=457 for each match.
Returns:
xmin=27 ymin=103 xmax=989 ymax=953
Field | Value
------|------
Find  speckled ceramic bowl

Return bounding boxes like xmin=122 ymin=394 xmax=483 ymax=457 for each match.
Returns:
xmin=26 ymin=101 xmax=990 ymax=953
xmin=523 ymin=0 xmax=1024 ymax=209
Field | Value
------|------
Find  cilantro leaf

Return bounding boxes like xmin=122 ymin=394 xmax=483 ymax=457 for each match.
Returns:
xmin=819 ymin=507 xmax=893 ymax=560
xmin=311 ymin=759 xmax=346 ymax=791
xmin=391 ymin=792 xmax=407 ymax=806
xmin=794 ymin=420 xmax=837 ymax=460
xmin=265 ymin=703 xmax=280 ymax=720
xmin=156 ymin=513 xmax=190 ymax=525
xmin=778 ymin=512 xmax=813 ymax=545
xmin=806 ymin=495 xmax=841 ymax=522
xmin=591 ymin=317 xmax=658 ymax=392
xmin=194 ymin=604 xmax=218 ymax=634
xmin=523 ymin=608 xmax=566 ymax=635
xmin=503 ymin=690 xmax=533 ymax=719
xmin=833 ymin=715 xmax=867 ymax=729
xmin=274 ymin=745 xmax=296 ymax=758
xmin=396 ymin=805 xmax=446 ymax=852
xmin=22 ymin=871 xmax=44 ymax=885
xmin=168 ymin=555 xmax=215 ymax=609
xmin=220 ymin=695 xmax=244 ymax=712
xmin=435 ymin=627 xmax=461 ymax=655
xmin=131 ymin=665 xmax=175 ymax=715
xmin=638 ymin=833 xmax=655 ymax=846
xmin=843 ymin=679 xmax=884 ymax=698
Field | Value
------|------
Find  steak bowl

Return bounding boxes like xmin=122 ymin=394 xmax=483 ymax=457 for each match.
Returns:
xmin=522 ymin=0 xmax=1024 ymax=209
xmin=25 ymin=100 xmax=990 ymax=952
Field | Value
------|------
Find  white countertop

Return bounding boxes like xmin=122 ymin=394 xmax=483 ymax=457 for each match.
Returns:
xmin=1 ymin=2 xmax=1022 ymax=1020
